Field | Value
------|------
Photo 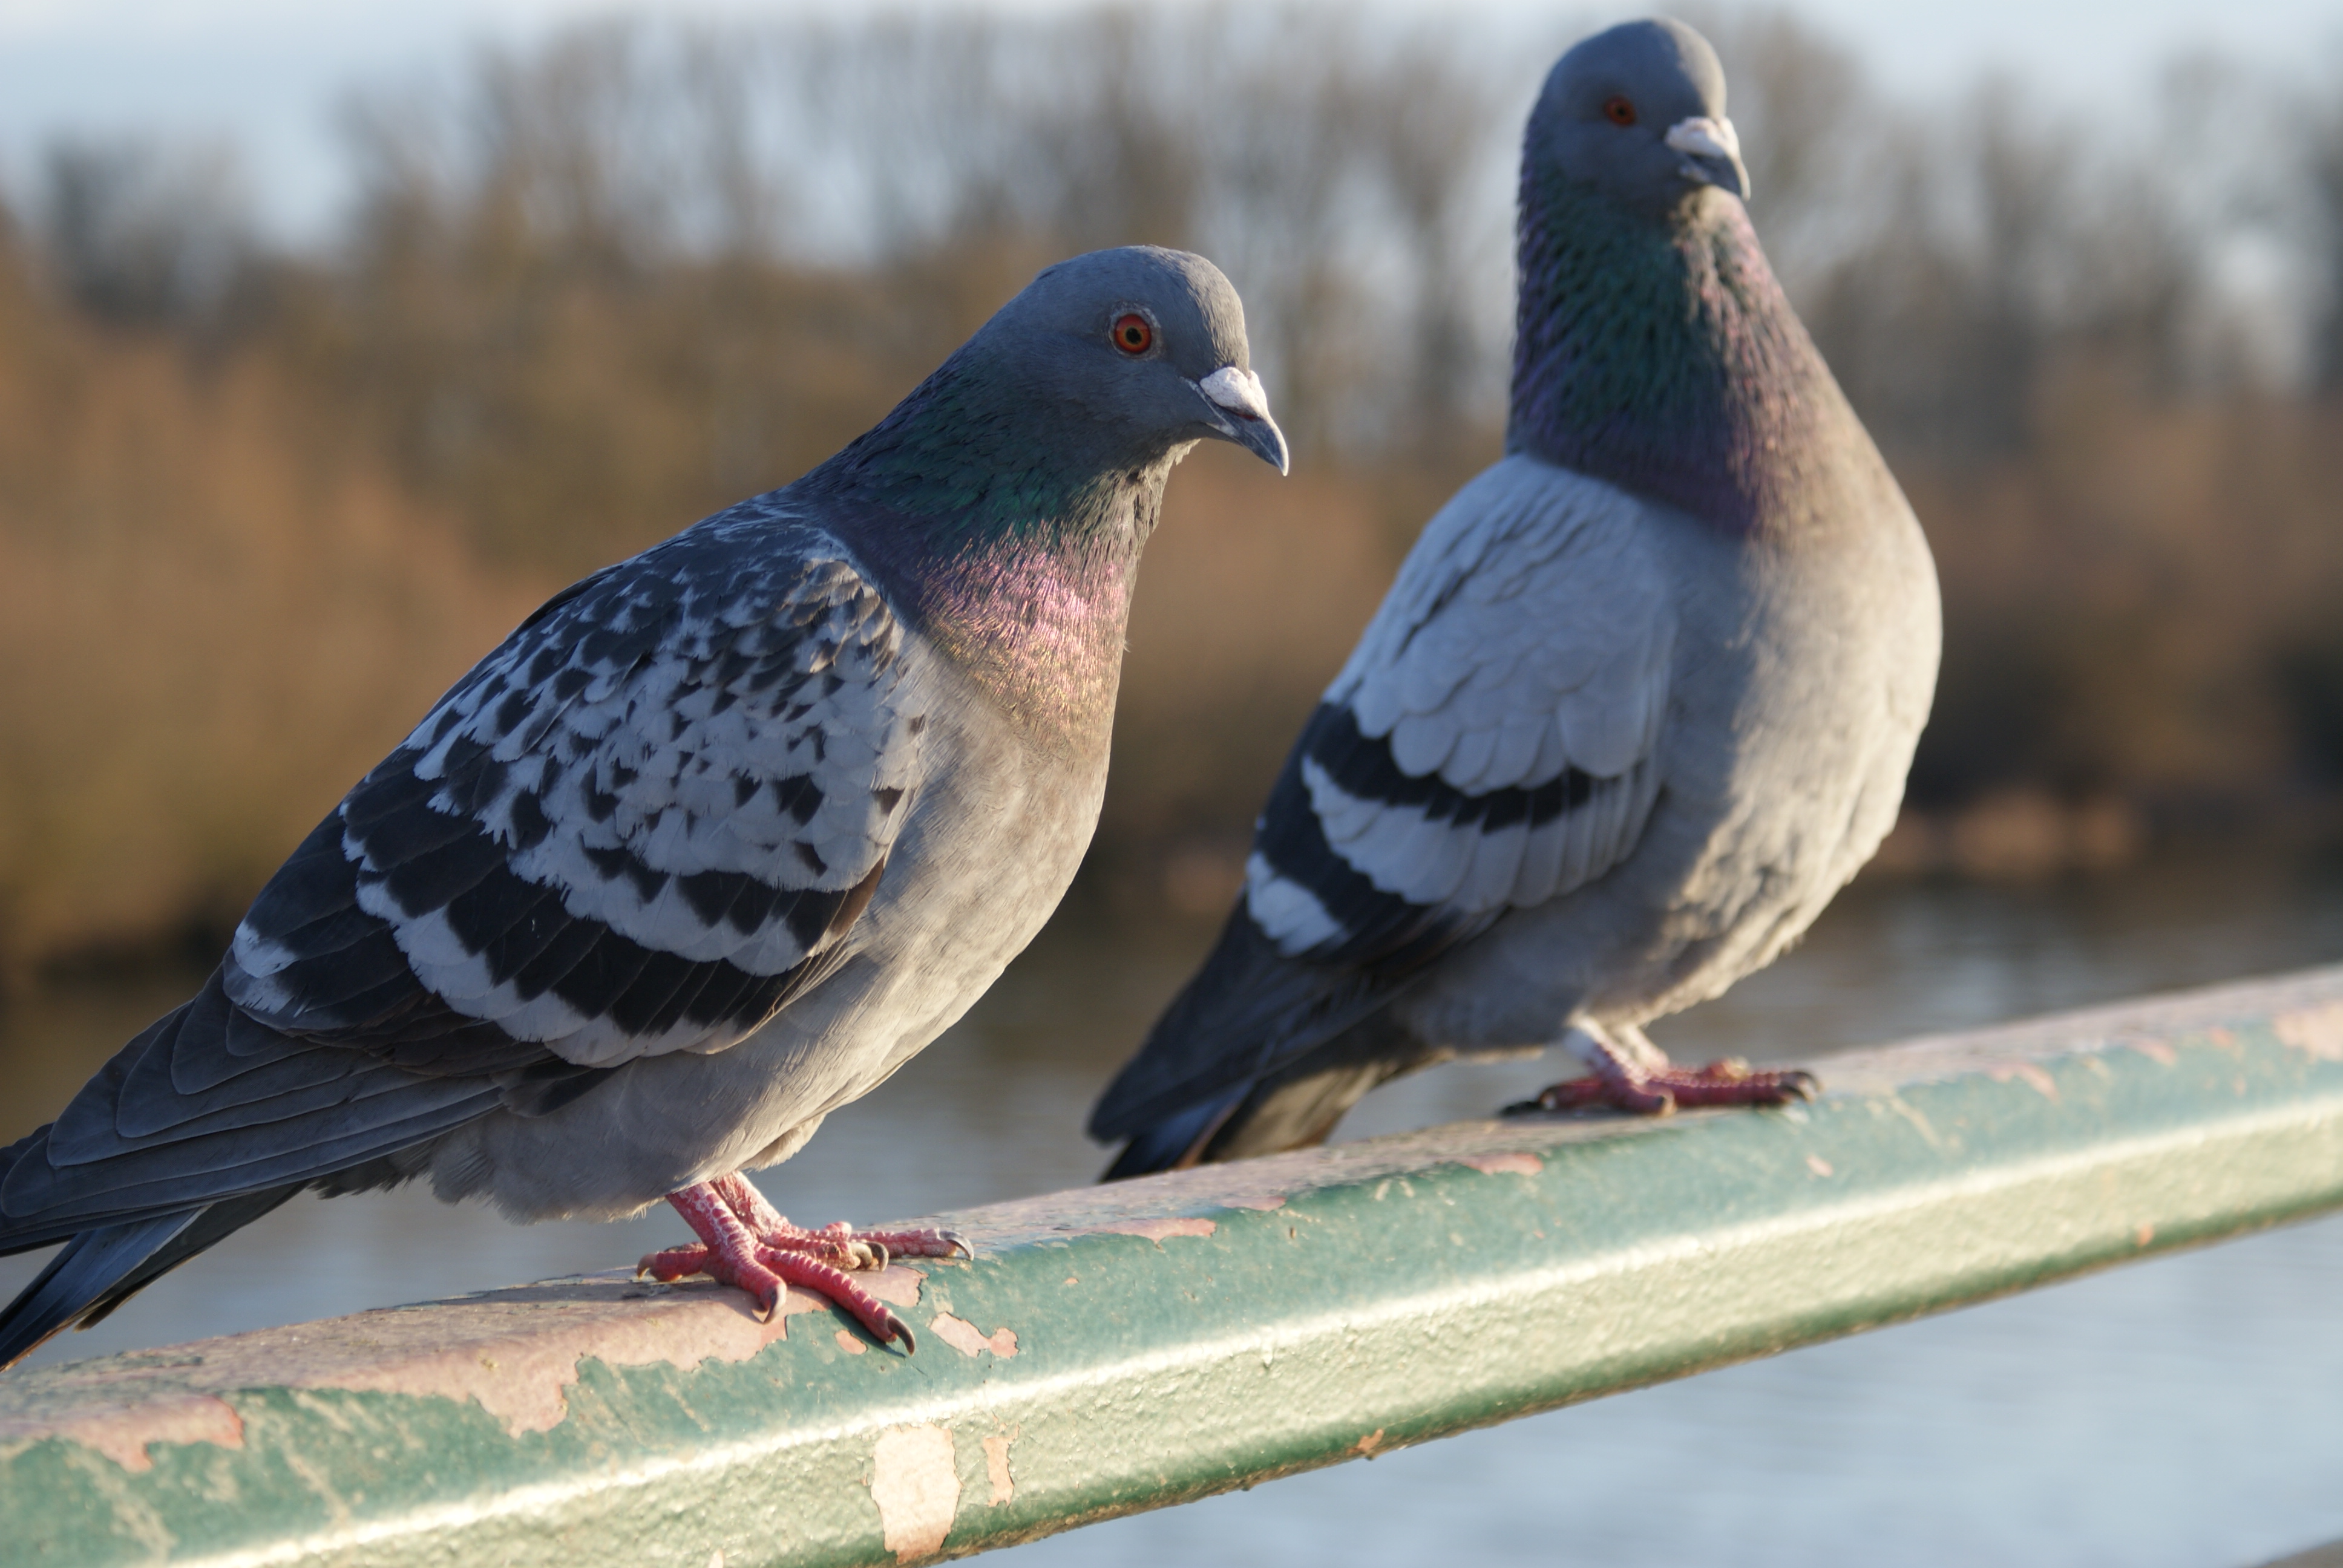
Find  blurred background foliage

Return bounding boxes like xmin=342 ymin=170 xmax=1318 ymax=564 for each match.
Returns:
xmin=3 ymin=3 xmax=2343 ymax=983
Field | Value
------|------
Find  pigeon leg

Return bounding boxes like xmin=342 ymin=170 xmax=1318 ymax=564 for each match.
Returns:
xmin=707 ymin=1172 xmax=970 ymax=1270
xmin=636 ymin=1181 xmax=919 ymax=1351
xmin=1504 ymin=1023 xmax=1819 ymax=1117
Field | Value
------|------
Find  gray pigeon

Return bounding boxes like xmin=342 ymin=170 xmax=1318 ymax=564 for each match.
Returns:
xmin=1093 ymin=19 xmax=1939 ymax=1175
xmin=0 ymin=245 xmax=1286 ymax=1365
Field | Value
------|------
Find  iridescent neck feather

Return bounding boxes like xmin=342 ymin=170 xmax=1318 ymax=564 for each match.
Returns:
xmin=1507 ymin=172 xmax=1855 ymax=537
xmin=808 ymin=359 xmax=1174 ymax=752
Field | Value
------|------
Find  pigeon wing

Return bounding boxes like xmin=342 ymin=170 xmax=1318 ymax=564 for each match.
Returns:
xmin=230 ymin=516 xmax=929 ymax=1069
xmin=4 ymin=512 xmax=931 ymax=1237
xmin=1246 ymin=456 xmax=1674 ymax=969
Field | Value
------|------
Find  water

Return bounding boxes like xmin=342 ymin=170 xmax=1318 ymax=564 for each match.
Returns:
xmin=6 ymin=841 xmax=2343 ymax=1566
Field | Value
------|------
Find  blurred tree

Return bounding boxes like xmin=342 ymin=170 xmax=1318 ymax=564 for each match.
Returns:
xmin=2306 ymin=82 xmax=2343 ymax=395
xmin=38 ymin=137 xmax=257 ymax=335
xmin=8 ymin=4 xmax=2343 ymax=971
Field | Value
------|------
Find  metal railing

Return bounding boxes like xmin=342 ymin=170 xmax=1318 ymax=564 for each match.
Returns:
xmin=6 ymin=966 xmax=2343 ymax=1566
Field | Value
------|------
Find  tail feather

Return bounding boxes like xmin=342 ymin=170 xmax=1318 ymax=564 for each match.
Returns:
xmin=1091 ymin=896 xmax=1432 ymax=1180
xmin=1091 ymin=905 xmax=1395 ymax=1144
xmin=1098 ymin=1091 xmax=1244 ymax=1181
xmin=0 ymin=1214 xmax=197 ymax=1368
xmin=0 ymin=1187 xmax=300 ymax=1369
xmin=1101 ymin=1012 xmax=1435 ymax=1179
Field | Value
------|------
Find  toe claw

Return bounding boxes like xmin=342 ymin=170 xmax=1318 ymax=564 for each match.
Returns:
xmin=648 ymin=1187 xmax=954 ymax=1353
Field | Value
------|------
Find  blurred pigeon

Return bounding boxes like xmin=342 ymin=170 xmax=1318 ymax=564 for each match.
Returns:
xmin=0 ymin=245 xmax=1287 ymax=1366
xmin=1093 ymin=19 xmax=1939 ymax=1175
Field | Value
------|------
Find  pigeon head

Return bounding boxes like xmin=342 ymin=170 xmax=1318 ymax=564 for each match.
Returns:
xmin=977 ymin=246 xmax=1290 ymax=479
xmin=816 ymin=245 xmax=1285 ymax=555
xmin=1509 ymin=18 xmax=1863 ymax=540
xmin=1526 ymin=18 xmax=1749 ymax=219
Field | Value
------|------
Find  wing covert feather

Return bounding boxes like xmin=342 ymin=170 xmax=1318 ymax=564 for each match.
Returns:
xmin=229 ymin=512 xmax=931 ymax=1071
xmin=1245 ymin=456 xmax=1676 ymax=967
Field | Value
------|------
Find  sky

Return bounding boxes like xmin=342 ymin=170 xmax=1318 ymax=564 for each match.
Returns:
xmin=0 ymin=0 xmax=2336 ymax=244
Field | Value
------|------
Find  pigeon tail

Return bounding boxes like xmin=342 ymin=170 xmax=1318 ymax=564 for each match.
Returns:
xmin=1089 ymin=901 xmax=1400 ymax=1149
xmin=0 ymin=1215 xmax=195 ymax=1367
xmin=1099 ymin=1092 xmax=1243 ymax=1181
xmin=0 ymin=1187 xmax=302 ymax=1368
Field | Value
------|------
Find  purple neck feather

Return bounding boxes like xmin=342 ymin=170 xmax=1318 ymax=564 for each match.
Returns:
xmin=827 ymin=483 xmax=1165 ymax=758
xmin=1507 ymin=178 xmax=1858 ymax=537
xmin=912 ymin=539 xmax=1138 ymax=751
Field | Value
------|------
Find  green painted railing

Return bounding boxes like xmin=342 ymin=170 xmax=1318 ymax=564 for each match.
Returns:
xmin=7 ymin=966 xmax=2343 ymax=1566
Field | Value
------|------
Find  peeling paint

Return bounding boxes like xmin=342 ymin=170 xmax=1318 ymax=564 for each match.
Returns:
xmin=1806 ymin=1155 xmax=1834 ymax=1177
xmin=0 ymin=1272 xmax=923 ymax=1454
xmin=1093 ymin=1217 xmax=1216 ymax=1244
xmin=835 ymin=1331 xmax=867 ymax=1356
xmin=870 ymin=1425 xmax=958 ymax=1561
xmin=929 ymin=1316 xmax=1018 ymax=1359
xmin=1460 ymin=1153 xmax=1543 ymax=1177
xmin=8 ymin=1393 xmax=246 ymax=1472
xmin=2136 ymin=1223 xmax=2156 ymax=1247
xmin=1986 ymin=1062 xmax=2060 ymax=1100
xmin=304 ymin=1290 xmax=798 ymax=1435
xmin=1353 ymin=1429 xmax=1383 ymax=1455
xmin=865 ymin=1267 xmax=928 ymax=1309
xmin=1876 ymin=1094 xmax=1947 ymax=1149
xmin=2276 ymin=1004 xmax=2343 ymax=1061
xmin=2124 ymin=1036 xmax=2178 ymax=1066
xmin=983 ymin=1432 xmax=1017 ymax=1505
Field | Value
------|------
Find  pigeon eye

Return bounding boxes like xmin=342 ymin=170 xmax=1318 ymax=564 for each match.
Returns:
xmin=1603 ymin=96 xmax=1637 ymax=127
xmin=1111 ymin=313 xmax=1154 ymax=355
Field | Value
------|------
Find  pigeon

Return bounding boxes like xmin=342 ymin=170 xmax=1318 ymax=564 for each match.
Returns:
xmin=1092 ymin=19 xmax=1939 ymax=1176
xmin=0 ymin=244 xmax=1288 ymax=1366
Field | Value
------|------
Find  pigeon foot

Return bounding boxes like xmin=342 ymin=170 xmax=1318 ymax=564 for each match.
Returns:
xmin=1504 ymin=1043 xmax=1819 ymax=1118
xmin=636 ymin=1175 xmax=968 ymax=1352
xmin=704 ymin=1172 xmax=969 ymax=1270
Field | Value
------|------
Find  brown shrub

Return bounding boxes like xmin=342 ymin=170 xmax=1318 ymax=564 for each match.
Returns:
xmin=0 ymin=237 xmax=545 ymax=977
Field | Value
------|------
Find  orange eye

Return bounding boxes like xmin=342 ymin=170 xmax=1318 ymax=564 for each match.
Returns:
xmin=1112 ymin=313 xmax=1154 ymax=354
xmin=1603 ymin=96 xmax=1637 ymax=127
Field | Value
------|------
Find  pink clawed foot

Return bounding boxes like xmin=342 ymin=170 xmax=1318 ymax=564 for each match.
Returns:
xmin=636 ymin=1174 xmax=970 ymax=1353
xmin=706 ymin=1174 xmax=969 ymax=1271
xmin=1505 ymin=1039 xmax=1820 ymax=1119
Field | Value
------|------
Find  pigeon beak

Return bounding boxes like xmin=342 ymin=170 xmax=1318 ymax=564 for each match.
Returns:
xmin=1665 ymin=115 xmax=1751 ymax=202
xmin=1193 ymin=365 xmax=1290 ymax=475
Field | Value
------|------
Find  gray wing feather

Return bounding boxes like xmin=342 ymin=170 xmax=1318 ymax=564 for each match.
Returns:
xmin=231 ymin=515 xmax=930 ymax=1068
xmin=1247 ymin=454 xmax=1674 ymax=958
